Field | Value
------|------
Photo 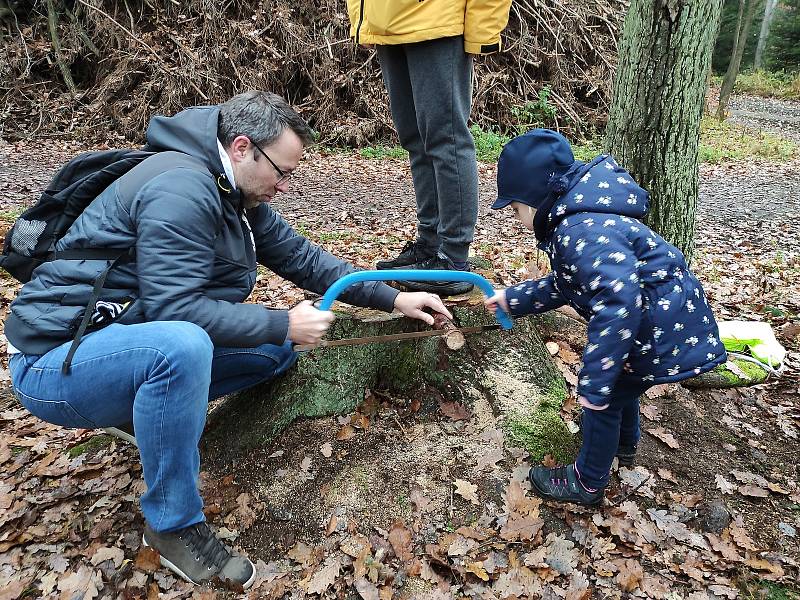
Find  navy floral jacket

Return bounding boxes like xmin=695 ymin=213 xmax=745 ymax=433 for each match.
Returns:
xmin=505 ymin=155 xmax=727 ymax=406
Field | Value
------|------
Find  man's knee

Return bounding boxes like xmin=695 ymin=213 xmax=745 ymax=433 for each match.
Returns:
xmin=158 ymin=322 xmax=214 ymax=368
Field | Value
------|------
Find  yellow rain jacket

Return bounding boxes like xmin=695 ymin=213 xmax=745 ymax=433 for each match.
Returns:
xmin=347 ymin=0 xmax=512 ymax=55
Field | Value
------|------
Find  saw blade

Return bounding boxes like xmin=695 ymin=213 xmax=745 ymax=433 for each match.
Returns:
xmin=294 ymin=324 xmax=502 ymax=351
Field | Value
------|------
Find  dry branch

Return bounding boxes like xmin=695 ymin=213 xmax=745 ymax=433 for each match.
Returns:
xmin=1 ymin=0 xmax=624 ymax=143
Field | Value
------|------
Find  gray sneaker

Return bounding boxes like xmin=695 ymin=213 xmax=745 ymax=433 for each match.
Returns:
xmin=143 ymin=521 xmax=256 ymax=589
xmin=103 ymin=422 xmax=137 ymax=447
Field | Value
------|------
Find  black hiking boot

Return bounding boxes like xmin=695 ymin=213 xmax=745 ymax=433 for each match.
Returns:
xmin=143 ymin=521 xmax=256 ymax=588
xmin=529 ymin=463 xmax=604 ymax=507
xmin=376 ymin=240 xmax=436 ymax=270
xmin=616 ymin=444 xmax=637 ymax=468
xmin=395 ymin=251 xmax=474 ymax=297
xmin=103 ymin=422 xmax=137 ymax=447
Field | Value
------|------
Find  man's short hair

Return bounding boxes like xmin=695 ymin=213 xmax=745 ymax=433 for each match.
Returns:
xmin=218 ymin=91 xmax=314 ymax=148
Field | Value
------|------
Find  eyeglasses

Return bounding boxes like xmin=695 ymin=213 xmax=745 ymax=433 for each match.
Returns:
xmin=250 ymin=139 xmax=292 ymax=185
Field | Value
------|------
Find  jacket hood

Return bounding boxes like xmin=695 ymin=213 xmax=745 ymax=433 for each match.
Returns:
xmin=144 ymin=105 xmax=225 ymax=177
xmin=535 ymin=154 xmax=650 ymax=242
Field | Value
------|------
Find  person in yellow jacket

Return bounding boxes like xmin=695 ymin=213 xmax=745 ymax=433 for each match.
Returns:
xmin=348 ymin=0 xmax=512 ymax=296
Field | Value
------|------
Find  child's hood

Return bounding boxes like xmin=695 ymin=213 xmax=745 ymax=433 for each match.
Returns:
xmin=536 ymin=155 xmax=650 ymax=241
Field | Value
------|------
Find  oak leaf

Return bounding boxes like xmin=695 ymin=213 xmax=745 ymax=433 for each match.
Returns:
xmin=454 ymin=479 xmax=479 ymax=505
xmin=306 ymin=557 xmax=341 ymax=595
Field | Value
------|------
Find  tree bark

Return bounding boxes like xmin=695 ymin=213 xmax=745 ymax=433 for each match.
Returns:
xmin=754 ymin=0 xmax=778 ymax=69
xmin=717 ymin=0 xmax=762 ymax=119
xmin=605 ymin=0 xmax=723 ymax=262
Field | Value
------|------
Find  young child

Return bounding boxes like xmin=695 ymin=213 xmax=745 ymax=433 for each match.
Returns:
xmin=485 ymin=129 xmax=726 ymax=506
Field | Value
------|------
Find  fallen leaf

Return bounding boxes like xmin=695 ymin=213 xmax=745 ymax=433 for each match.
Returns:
xmin=644 ymin=384 xmax=671 ymax=399
xmin=709 ymin=585 xmax=739 ymax=599
xmin=307 ymin=557 xmax=341 ymax=595
xmin=57 ymin=566 xmax=101 ymax=600
xmin=501 ymin=514 xmax=544 ymax=542
xmin=475 ymin=446 xmax=503 ymax=471
xmin=454 ymin=479 xmax=479 ymax=505
xmin=287 ymin=542 xmax=316 ymax=567
xmin=354 ymin=577 xmax=379 ymax=600
xmin=614 ymin=558 xmax=643 ymax=592
xmin=90 ymin=546 xmax=124 ymax=568
xmin=388 ymin=521 xmax=414 ymax=562
xmin=466 ymin=561 xmax=490 ymax=581
xmin=738 ymin=485 xmax=769 ymax=498
xmin=135 ymin=546 xmax=161 ymax=573
xmin=556 ymin=341 xmax=581 ymax=364
xmin=325 ymin=514 xmax=338 ymax=536
xmin=767 ymin=481 xmax=790 ymax=495
xmin=646 ymin=427 xmax=680 ymax=448
xmin=409 ymin=488 xmax=431 ymax=513
xmin=657 ymin=468 xmax=676 ymax=482
xmin=731 ymin=470 xmax=770 ymax=488
xmin=545 ymin=534 xmax=579 ymax=575
xmin=640 ymin=405 xmax=661 ymax=421
xmin=439 ymin=400 xmax=471 ymax=421
xmin=716 ymin=475 xmax=737 ymax=494
xmin=336 ymin=425 xmax=356 ymax=440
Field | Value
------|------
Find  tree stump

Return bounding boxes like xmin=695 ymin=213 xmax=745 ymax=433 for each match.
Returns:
xmin=204 ymin=294 xmax=578 ymax=463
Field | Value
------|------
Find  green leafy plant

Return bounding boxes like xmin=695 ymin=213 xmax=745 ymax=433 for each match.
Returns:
xmin=358 ymin=145 xmax=408 ymax=159
xmin=510 ymin=87 xmax=559 ymax=134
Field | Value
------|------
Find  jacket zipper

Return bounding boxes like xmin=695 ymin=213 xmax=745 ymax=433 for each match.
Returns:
xmin=356 ymin=0 xmax=365 ymax=44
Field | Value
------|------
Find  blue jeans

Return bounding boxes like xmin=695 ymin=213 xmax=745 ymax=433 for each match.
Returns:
xmin=575 ymin=378 xmax=649 ymax=489
xmin=9 ymin=321 xmax=297 ymax=532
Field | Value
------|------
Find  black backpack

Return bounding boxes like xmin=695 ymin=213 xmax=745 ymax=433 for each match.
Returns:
xmin=0 ymin=149 xmax=155 ymax=283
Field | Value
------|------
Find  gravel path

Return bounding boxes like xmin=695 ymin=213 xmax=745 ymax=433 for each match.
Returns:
xmin=729 ymin=94 xmax=800 ymax=145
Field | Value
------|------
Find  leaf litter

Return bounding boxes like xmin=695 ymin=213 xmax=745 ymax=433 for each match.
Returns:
xmin=0 ymin=125 xmax=799 ymax=596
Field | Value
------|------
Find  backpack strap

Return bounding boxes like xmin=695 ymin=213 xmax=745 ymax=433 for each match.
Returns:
xmin=61 ymin=252 xmax=130 ymax=374
xmin=53 ymin=248 xmax=135 ymax=261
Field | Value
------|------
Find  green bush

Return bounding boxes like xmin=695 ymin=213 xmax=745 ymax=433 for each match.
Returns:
xmin=699 ymin=116 xmax=798 ymax=162
xmin=734 ymin=69 xmax=800 ymax=99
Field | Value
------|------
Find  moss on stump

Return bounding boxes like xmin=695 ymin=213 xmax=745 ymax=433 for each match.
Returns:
xmin=682 ymin=358 xmax=770 ymax=389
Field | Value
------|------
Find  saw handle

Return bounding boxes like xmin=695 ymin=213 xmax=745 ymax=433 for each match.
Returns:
xmin=318 ymin=270 xmax=513 ymax=330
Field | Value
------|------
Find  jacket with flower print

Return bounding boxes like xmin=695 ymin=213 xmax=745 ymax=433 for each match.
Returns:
xmin=505 ymin=155 xmax=727 ymax=406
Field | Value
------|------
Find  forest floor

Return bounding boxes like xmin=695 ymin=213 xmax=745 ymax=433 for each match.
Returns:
xmin=0 ymin=94 xmax=798 ymax=600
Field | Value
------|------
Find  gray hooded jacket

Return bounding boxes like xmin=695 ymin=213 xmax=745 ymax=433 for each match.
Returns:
xmin=5 ymin=106 xmax=399 ymax=355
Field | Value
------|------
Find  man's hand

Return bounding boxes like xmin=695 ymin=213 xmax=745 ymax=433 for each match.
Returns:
xmin=287 ymin=300 xmax=335 ymax=345
xmin=394 ymin=292 xmax=452 ymax=325
xmin=484 ymin=288 xmax=510 ymax=314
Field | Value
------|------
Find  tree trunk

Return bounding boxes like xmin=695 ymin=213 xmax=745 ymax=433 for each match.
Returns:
xmin=717 ymin=0 xmax=762 ymax=119
xmin=605 ymin=0 xmax=723 ymax=262
xmin=754 ymin=0 xmax=778 ymax=69
xmin=204 ymin=304 xmax=579 ymax=464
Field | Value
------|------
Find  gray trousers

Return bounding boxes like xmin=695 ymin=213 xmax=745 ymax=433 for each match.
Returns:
xmin=377 ymin=36 xmax=478 ymax=263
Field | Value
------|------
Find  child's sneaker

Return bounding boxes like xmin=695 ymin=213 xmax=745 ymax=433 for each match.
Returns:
xmin=529 ymin=463 xmax=604 ymax=507
xmin=616 ymin=444 xmax=637 ymax=467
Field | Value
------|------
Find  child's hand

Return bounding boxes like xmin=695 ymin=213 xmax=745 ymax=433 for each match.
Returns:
xmin=578 ymin=395 xmax=610 ymax=411
xmin=484 ymin=289 xmax=510 ymax=314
